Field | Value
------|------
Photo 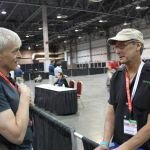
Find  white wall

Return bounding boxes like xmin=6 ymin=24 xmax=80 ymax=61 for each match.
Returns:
xmin=67 ymin=26 xmax=150 ymax=65
xmin=75 ymin=39 xmax=108 ymax=63
xmin=91 ymin=47 xmax=107 ymax=62
xmin=142 ymin=39 xmax=150 ymax=59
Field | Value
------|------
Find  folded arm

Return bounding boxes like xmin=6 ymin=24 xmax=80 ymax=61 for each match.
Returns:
xmin=0 ymin=84 xmax=30 ymax=144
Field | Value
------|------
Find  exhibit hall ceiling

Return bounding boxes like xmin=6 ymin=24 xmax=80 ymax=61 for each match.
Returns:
xmin=0 ymin=0 xmax=150 ymax=50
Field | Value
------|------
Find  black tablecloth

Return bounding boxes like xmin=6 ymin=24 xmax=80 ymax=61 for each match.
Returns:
xmin=35 ymin=87 xmax=78 ymax=115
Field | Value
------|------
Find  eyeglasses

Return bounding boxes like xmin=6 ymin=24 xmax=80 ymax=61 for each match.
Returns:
xmin=113 ymin=40 xmax=138 ymax=49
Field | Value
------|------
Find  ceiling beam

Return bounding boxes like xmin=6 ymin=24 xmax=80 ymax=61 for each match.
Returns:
xmin=0 ymin=1 xmax=4 ymax=9
xmin=16 ymin=7 xmax=41 ymax=31
xmin=0 ymin=0 xmax=143 ymax=17
xmin=4 ymin=0 xmax=22 ymax=22
xmin=48 ymin=0 xmax=147 ymax=41
xmin=0 ymin=0 xmax=41 ymax=7
xmin=73 ymin=0 xmax=80 ymax=8
xmin=108 ymin=0 xmax=118 ymax=12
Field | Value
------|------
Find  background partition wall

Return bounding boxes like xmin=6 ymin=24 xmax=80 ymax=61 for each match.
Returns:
xmin=18 ymin=26 xmax=150 ymax=80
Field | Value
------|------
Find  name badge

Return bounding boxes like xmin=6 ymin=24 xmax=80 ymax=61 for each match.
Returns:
xmin=124 ymin=119 xmax=137 ymax=135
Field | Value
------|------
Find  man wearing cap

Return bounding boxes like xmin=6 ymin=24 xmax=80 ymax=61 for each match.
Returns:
xmin=94 ymin=28 xmax=150 ymax=150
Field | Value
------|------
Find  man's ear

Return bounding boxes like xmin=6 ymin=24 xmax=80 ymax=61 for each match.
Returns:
xmin=136 ymin=42 xmax=142 ymax=52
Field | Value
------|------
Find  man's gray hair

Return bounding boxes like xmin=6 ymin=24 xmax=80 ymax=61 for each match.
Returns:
xmin=0 ymin=27 xmax=22 ymax=51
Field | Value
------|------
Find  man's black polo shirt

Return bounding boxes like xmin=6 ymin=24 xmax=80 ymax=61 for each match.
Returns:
xmin=109 ymin=63 xmax=150 ymax=149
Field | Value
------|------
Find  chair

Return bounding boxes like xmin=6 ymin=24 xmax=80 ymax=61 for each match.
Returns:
xmin=69 ymin=80 xmax=76 ymax=89
xmin=77 ymin=81 xmax=84 ymax=107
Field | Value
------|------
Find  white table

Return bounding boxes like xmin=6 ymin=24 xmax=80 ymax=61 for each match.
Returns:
xmin=35 ymin=84 xmax=78 ymax=115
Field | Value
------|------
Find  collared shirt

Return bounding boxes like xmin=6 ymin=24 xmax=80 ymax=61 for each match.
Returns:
xmin=109 ymin=63 xmax=150 ymax=149
xmin=49 ymin=64 xmax=55 ymax=76
xmin=0 ymin=76 xmax=32 ymax=149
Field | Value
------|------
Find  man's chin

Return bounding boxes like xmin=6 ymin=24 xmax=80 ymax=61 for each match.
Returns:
xmin=120 ymin=60 xmax=124 ymax=63
xmin=119 ymin=58 xmax=126 ymax=64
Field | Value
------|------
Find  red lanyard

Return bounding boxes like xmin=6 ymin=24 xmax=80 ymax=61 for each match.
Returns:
xmin=125 ymin=70 xmax=132 ymax=113
xmin=0 ymin=71 xmax=17 ymax=90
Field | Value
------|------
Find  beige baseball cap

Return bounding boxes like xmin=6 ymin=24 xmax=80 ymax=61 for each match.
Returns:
xmin=108 ymin=28 xmax=144 ymax=45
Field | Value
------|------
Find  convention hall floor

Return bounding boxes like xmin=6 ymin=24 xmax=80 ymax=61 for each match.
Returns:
xmin=26 ymin=74 xmax=109 ymax=143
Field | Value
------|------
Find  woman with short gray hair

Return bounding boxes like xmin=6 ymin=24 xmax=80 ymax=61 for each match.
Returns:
xmin=0 ymin=27 xmax=32 ymax=150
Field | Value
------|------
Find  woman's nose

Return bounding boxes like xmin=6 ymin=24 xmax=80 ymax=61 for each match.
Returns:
xmin=16 ymin=50 xmax=22 ymax=58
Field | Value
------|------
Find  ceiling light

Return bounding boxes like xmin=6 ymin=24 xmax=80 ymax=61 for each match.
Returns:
xmin=136 ymin=5 xmax=141 ymax=10
xmin=123 ymin=22 xmax=128 ymax=26
xmin=99 ymin=20 xmax=103 ymax=23
xmin=75 ymin=29 xmax=82 ymax=32
xmin=89 ymin=0 xmax=103 ymax=2
xmin=1 ymin=10 xmax=7 ymax=15
xmin=38 ymin=27 xmax=43 ymax=30
xmin=57 ymin=14 xmax=61 ymax=19
xmin=123 ymin=22 xmax=131 ymax=26
xmin=57 ymin=35 xmax=65 ymax=38
xmin=98 ymin=19 xmax=107 ymax=23
xmin=29 ymin=34 xmax=34 ymax=37
xmin=25 ymin=35 xmax=30 ymax=38
xmin=135 ymin=5 xmax=148 ymax=10
xmin=63 ymin=20 xmax=68 ymax=23
xmin=57 ymin=14 xmax=68 ymax=19
xmin=75 ymin=29 xmax=79 ymax=32
xmin=64 ymin=40 xmax=67 ymax=43
xmin=78 ymin=36 xmax=82 ymax=39
xmin=57 ymin=36 xmax=61 ymax=38
xmin=28 ymin=46 xmax=31 ymax=50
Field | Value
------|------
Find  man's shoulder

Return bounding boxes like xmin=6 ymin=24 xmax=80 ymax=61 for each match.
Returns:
xmin=49 ymin=64 xmax=54 ymax=67
xmin=112 ymin=66 xmax=124 ymax=77
xmin=143 ymin=62 xmax=150 ymax=71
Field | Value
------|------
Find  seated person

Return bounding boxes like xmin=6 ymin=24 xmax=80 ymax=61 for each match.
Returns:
xmin=54 ymin=72 xmax=69 ymax=87
xmin=34 ymin=74 xmax=42 ymax=82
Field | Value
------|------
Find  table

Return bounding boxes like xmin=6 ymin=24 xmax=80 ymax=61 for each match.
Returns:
xmin=35 ymin=84 xmax=78 ymax=115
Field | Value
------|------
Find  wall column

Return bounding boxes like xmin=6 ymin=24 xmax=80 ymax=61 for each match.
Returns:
xmin=63 ymin=45 xmax=68 ymax=61
xmin=105 ymin=29 xmax=111 ymax=60
xmin=70 ymin=40 xmax=73 ymax=65
xmin=42 ymin=5 xmax=50 ymax=72
xmin=89 ymin=33 xmax=92 ymax=63
xmin=75 ymin=39 xmax=78 ymax=64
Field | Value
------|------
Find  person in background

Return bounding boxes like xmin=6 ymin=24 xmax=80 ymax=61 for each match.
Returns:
xmin=106 ymin=65 xmax=117 ymax=90
xmin=94 ymin=28 xmax=150 ymax=150
xmin=49 ymin=61 xmax=55 ymax=84
xmin=54 ymin=72 xmax=69 ymax=87
xmin=54 ymin=64 xmax=62 ymax=78
xmin=0 ymin=27 xmax=32 ymax=150
xmin=14 ymin=64 xmax=24 ymax=83
xmin=34 ymin=74 xmax=42 ymax=83
xmin=8 ymin=73 xmax=16 ymax=85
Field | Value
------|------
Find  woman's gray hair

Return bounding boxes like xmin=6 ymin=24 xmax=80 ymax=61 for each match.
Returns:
xmin=0 ymin=27 xmax=22 ymax=51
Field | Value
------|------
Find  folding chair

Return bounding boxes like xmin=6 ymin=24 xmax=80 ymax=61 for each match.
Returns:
xmin=69 ymin=80 xmax=76 ymax=89
xmin=77 ymin=81 xmax=84 ymax=107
